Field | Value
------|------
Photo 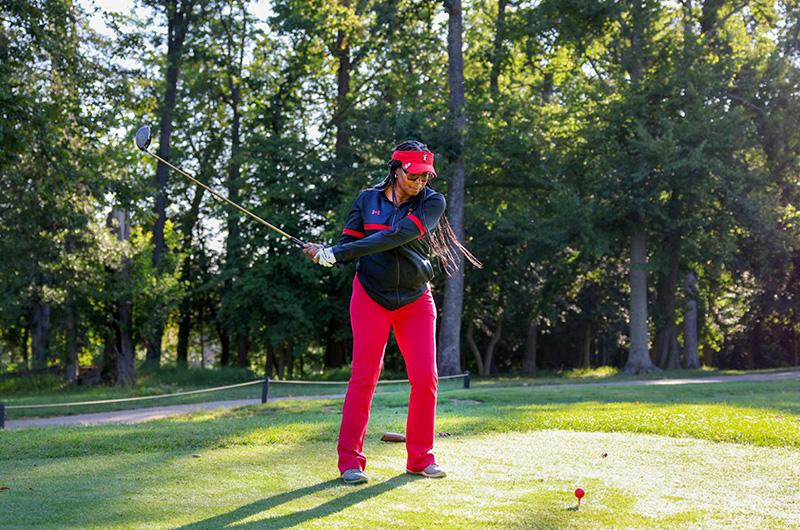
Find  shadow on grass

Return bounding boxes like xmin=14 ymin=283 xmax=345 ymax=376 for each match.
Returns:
xmin=175 ymin=474 xmax=419 ymax=529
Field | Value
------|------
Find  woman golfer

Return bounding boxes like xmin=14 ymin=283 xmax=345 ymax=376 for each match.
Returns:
xmin=303 ymin=140 xmax=480 ymax=485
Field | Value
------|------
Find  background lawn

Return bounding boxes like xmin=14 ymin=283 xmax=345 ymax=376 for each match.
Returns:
xmin=2 ymin=366 xmax=795 ymax=420
xmin=1 ymin=376 xmax=799 ymax=528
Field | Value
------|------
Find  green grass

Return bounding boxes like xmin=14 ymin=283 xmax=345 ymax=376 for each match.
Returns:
xmin=0 ymin=376 xmax=469 ymax=420
xmin=3 ymin=365 xmax=797 ymax=420
xmin=0 ymin=365 xmax=258 ymax=393
xmin=469 ymin=365 xmax=798 ymax=387
xmin=1 ymin=378 xmax=799 ymax=528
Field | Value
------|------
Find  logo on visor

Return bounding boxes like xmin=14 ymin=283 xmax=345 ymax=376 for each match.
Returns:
xmin=423 ymin=153 xmax=428 ymax=161
xmin=403 ymin=162 xmax=412 ymax=169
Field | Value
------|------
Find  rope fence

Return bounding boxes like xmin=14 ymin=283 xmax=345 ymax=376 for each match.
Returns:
xmin=3 ymin=380 xmax=264 ymax=409
xmin=0 ymin=372 xmax=470 ymax=428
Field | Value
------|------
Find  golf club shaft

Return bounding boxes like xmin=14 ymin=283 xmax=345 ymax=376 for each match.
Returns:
xmin=143 ymin=149 xmax=305 ymax=248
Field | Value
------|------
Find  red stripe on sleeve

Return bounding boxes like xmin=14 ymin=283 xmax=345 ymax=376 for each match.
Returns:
xmin=407 ymin=214 xmax=425 ymax=239
xmin=342 ymin=228 xmax=365 ymax=238
xmin=364 ymin=223 xmax=393 ymax=231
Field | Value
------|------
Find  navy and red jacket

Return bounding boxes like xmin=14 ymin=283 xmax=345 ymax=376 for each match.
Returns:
xmin=331 ymin=181 xmax=446 ymax=310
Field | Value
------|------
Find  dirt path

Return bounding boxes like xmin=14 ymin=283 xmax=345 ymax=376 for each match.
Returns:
xmin=5 ymin=370 xmax=798 ymax=430
xmin=3 ymin=394 xmax=346 ymax=430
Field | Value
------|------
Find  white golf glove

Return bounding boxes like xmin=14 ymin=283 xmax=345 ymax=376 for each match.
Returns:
xmin=315 ymin=247 xmax=336 ymax=267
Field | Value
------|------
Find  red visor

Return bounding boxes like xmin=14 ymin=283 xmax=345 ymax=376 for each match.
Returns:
xmin=391 ymin=150 xmax=437 ymax=178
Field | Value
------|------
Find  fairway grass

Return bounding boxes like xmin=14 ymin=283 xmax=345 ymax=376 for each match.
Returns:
xmin=2 ymin=431 xmax=798 ymax=529
xmin=2 ymin=379 xmax=799 ymax=528
xmin=4 ymin=366 xmax=796 ymax=420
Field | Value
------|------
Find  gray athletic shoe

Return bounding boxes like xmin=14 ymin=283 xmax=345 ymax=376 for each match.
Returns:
xmin=406 ymin=464 xmax=447 ymax=478
xmin=341 ymin=468 xmax=368 ymax=485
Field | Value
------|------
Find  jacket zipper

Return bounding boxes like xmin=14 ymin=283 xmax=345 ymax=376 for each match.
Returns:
xmin=392 ymin=199 xmax=400 ymax=305
xmin=395 ymin=253 xmax=400 ymax=306
xmin=385 ymin=188 xmax=403 ymax=306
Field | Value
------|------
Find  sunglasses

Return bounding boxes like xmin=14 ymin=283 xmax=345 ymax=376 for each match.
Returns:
xmin=402 ymin=171 xmax=432 ymax=182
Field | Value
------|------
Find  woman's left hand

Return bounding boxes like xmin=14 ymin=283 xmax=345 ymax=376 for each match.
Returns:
xmin=303 ymin=243 xmax=324 ymax=263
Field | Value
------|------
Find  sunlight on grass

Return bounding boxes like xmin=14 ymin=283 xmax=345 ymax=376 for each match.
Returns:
xmin=563 ymin=366 xmax=619 ymax=379
xmin=2 ymin=378 xmax=800 ymax=527
xmin=2 ymin=431 xmax=798 ymax=528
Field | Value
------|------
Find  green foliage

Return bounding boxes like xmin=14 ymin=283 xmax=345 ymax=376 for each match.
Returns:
xmin=129 ymin=221 xmax=186 ymax=349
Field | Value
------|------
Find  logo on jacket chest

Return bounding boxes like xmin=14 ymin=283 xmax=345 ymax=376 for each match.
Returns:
xmin=371 ymin=209 xmax=380 ymax=215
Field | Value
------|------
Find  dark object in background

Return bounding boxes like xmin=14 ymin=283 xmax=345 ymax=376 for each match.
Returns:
xmin=77 ymin=366 xmax=103 ymax=385
xmin=381 ymin=432 xmax=405 ymax=443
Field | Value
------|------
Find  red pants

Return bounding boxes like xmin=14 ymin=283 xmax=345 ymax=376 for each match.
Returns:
xmin=337 ymin=274 xmax=439 ymax=473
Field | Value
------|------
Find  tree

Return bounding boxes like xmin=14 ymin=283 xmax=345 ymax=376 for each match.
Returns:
xmin=438 ymin=0 xmax=468 ymax=376
xmin=145 ymin=0 xmax=197 ymax=366
xmin=107 ymin=209 xmax=137 ymax=385
xmin=0 ymin=0 xmax=124 ymax=377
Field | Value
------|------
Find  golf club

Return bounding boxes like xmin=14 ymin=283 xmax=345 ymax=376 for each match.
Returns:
xmin=134 ymin=125 xmax=306 ymax=248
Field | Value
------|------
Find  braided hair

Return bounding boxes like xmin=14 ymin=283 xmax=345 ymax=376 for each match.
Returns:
xmin=382 ymin=140 xmax=482 ymax=275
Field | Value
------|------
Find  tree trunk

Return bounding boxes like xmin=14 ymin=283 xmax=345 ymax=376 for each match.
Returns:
xmin=277 ymin=344 xmax=286 ymax=379
xmin=30 ymin=298 xmax=51 ymax=371
xmin=148 ymin=0 xmax=195 ymax=367
xmin=624 ymin=228 xmax=659 ymax=373
xmin=324 ymin=317 xmax=348 ymax=368
xmin=465 ymin=316 xmax=503 ymax=377
xmin=334 ymin=12 xmax=352 ymax=174
xmin=236 ymin=332 xmax=249 ymax=369
xmin=198 ymin=285 xmax=207 ymax=369
xmin=622 ymin=3 xmax=655 ymax=377
xmin=682 ymin=271 xmax=700 ymax=368
xmin=654 ymin=248 xmax=680 ymax=369
xmin=747 ymin=322 xmax=759 ymax=370
xmin=700 ymin=0 xmax=724 ymax=36
xmin=438 ymin=0 xmax=467 ymax=376
xmin=298 ymin=347 xmax=304 ymax=378
xmin=176 ymin=184 xmax=206 ymax=367
xmin=465 ymin=320 xmax=485 ymax=376
xmin=580 ymin=321 xmax=591 ymax=369
xmin=102 ymin=324 xmax=117 ymax=384
xmin=541 ymin=71 xmax=554 ymax=104
xmin=222 ymin=12 xmax=246 ymax=369
xmin=117 ymin=293 xmax=136 ymax=386
xmin=600 ymin=340 xmax=609 ymax=367
xmin=653 ymin=322 xmax=678 ymax=370
xmin=285 ymin=341 xmax=295 ymax=379
xmin=266 ymin=343 xmax=276 ymax=378
xmin=322 ymin=5 xmax=356 ymax=369
xmin=217 ymin=322 xmax=230 ymax=367
xmin=64 ymin=289 xmax=78 ymax=382
xmin=484 ymin=314 xmax=503 ymax=376
xmin=176 ymin=307 xmax=191 ymax=367
xmin=110 ymin=207 xmax=136 ymax=386
xmin=489 ymin=0 xmax=507 ymax=96
xmin=522 ymin=316 xmax=538 ymax=373
xmin=667 ymin=327 xmax=681 ymax=369
xmin=657 ymin=323 xmax=681 ymax=370
xmin=21 ymin=326 xmax=29 ymax=371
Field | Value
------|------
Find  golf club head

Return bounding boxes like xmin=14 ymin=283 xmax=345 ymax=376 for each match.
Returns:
xmin=135 ymin=125 xmax=152 ymax=151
